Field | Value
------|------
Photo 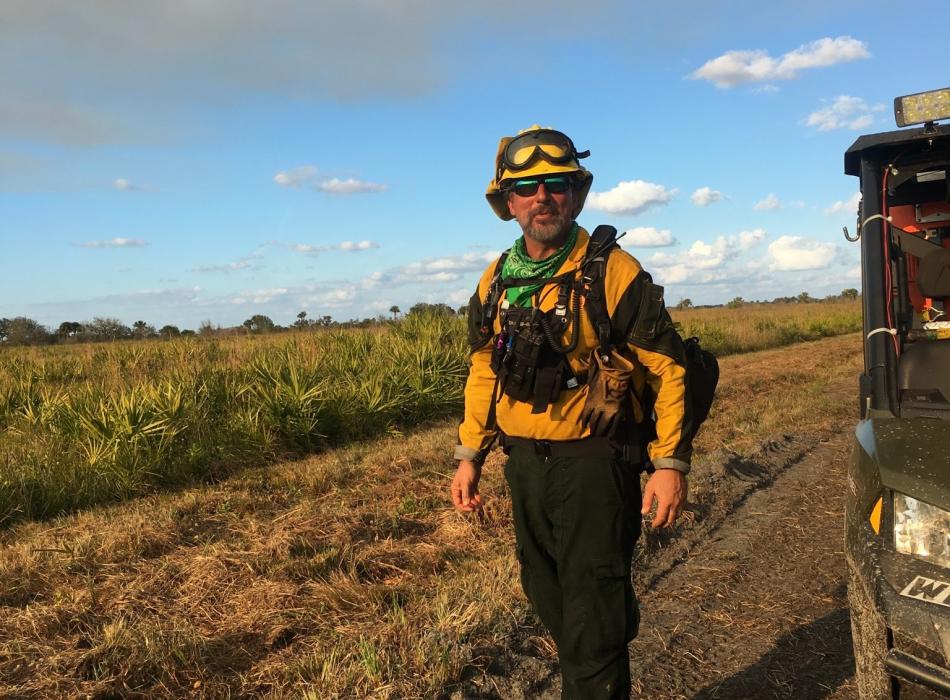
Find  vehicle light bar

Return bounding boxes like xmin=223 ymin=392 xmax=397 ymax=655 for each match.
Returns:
xmin=894 ymin=87 xmax=950 ymax=127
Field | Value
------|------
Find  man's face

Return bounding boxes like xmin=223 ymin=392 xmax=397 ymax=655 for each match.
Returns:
xmin=507 ymin=177 xmax=576 ymax=244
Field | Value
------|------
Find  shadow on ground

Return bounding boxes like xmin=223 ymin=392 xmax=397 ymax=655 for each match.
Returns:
xmin=691 ymin=606 xmax=855 ymax=700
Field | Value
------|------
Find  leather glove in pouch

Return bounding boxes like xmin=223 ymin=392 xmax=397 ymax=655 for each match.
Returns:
xmin=581 ymin=349 xmax=635 ymax=437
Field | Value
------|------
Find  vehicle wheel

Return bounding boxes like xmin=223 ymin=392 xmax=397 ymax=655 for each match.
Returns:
xmin=848 ymin=568 xmax=894 ymax=699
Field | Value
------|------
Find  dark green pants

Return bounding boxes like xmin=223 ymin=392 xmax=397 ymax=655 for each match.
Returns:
xmin=504 ymin=446 xmax=642 ymax=700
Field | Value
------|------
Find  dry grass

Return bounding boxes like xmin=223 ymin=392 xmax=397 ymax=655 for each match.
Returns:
xmin=0 ymin=333 xmax=863 ymax=698
xmin=671 ymin=300 xmax=861 ymax=356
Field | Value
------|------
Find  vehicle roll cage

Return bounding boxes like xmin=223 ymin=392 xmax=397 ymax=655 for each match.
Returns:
xmin=845 ymin=123 xmax=950 ymax=418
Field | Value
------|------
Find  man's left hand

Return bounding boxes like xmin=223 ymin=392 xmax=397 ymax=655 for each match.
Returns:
xmin=641 ymin=468 xmax=687 ymax=528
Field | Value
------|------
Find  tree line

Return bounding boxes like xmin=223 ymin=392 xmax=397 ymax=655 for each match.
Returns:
xmin=0 ymin=303 xmax=467 ymax=347
xmin=674 ymin=288 xmax=859 ymax=311
xmin=0 ymin=294 xmax=859 ymax=348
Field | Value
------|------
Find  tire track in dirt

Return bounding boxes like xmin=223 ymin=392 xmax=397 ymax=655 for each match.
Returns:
xmin=630 ymin=430 xmax=857 ymax=699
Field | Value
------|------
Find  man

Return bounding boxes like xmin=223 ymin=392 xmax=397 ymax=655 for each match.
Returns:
xmin=450 ymin=126 xmax=693 ymax=699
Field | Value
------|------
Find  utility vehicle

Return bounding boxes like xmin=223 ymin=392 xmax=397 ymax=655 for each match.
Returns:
xmin=845 ymin=87 xmax=950 ymax=699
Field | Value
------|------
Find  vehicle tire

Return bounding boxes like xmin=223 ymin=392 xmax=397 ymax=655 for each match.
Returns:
xmin=848 ymin=567 xmax=894 ymax=699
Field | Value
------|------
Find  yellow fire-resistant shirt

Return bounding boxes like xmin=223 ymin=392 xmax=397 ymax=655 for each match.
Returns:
xmin=455 ymin=226 xmax=693 ymax=473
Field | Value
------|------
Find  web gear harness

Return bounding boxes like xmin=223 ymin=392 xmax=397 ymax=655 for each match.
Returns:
xmin=469 ymin=225 xmax=719 ymax=465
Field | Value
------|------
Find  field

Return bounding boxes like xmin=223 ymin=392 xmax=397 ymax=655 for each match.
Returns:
xmin=0 ymin=300 xmax=867 ymax=698
xmin=0 ymin=300 xmax=860 ymax=528
xmin=0 ymin=332 xmax=865 ymax=698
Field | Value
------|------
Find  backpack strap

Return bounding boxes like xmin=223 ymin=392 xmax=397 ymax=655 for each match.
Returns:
xmin=581 ymin=225 xmax=620 ymax=351
xmin=480 ymin=250 xmax=509 ymax=336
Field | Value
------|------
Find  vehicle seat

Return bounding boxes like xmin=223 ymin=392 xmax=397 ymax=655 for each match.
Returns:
xmin=917 ymin=247 xmax=950 ymax=299
xmin=899 ymin=340 xmax=950 ymax=402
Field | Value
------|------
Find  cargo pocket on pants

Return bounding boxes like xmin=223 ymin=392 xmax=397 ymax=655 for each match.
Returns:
xmin=588 ymin=555 xmax=635 ymax=656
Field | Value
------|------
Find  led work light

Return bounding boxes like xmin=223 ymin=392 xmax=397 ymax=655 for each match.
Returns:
xmin=894 ymin=87 xmax=950 ymax=127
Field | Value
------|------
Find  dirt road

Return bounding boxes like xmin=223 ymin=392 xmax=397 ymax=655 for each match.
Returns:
xmin=631 ymin=431 xmax=856 ymax=700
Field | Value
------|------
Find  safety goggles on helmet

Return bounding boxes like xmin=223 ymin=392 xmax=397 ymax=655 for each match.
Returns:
xmin=507 ymin=176 xmax=573 ymax=197
xmin=501 ymin=129 xmax=590 ymax=174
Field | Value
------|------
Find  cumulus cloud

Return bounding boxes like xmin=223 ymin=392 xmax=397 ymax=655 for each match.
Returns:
xmin=825 ymin=192 xmax=862 ymax=216
xmin=274 ymin=167 xmax=387 ymax=194
xmin=586 ymin=180 xmax=676 ymax=216
xmin=690 ymin=187 xmax=726 ymax=207
xmin=619 ymin=227 xmax=676 ymax=248
xmin=643 ymin=229 xmax=768 ymax=286
xmin=754 ymin=193 xmax=782 ymax=211
xmin=273 ymin=165 xmax=318 ymax=188
xmin=78 ymin=237 xmax=149 ymax=248
xmin=805 ymin=95 xmax=885 ymax=132
xmin=285 ymin=240 xmax=380 ymax=255
xmin=395 ymin=251 xmax=499 ymax=285
xmin=691 ymin=36 xmax=870 ymax=88
xmin=736 ymin=228 xmax=767 ymax=250
xmin=767 ymin=235 xmax=837 ymax=271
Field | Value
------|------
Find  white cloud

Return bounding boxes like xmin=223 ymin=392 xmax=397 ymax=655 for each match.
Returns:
xmin=691 ymin=36 xmax=870 ymax=88
xmin=274 ymin=165 xmax=318 ymax=188
xmin=690 ymin=187 xmax=726 ymax=207
xmin=805 ymin=95 xmax=884 ymax=132
xmin=736 ymin=228 xmax=767 ymax=250
xmin=113 ymin=177 xmax=148 ymax=192
xmin=251 ymin=287 xmax=288 ymax=304
xmin=619 ymin=227 xmax=676 ymax=248
xmin=754 ymin=193 xmax=781 ymax=211
xmin=286 ymin=240 xmax=381 ymax=255
xmin=78 ymin=237 xmax=149 ymax=248
xmin=767 ymin=235 xmax=837 ymax=271
xmin=586 ymin=180 xmax=676 ymax=216
xmin=339 ymin=240 xmax=380 ymax=251
xmin=825 ymin=192 xmax=861 ymax=216
xmin=396 ymin=251 xmax=499 ymax=284
xmin=643 ymin=229 xmax=768 ymax=286
xmin=274 ymin=168 xmax=387 ymax=194
xmin=316 ymin=177 xmax=388 ymax=194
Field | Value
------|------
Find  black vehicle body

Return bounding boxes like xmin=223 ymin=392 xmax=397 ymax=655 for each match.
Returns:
xmin=844 ymin=121 xmax=950 ymax=698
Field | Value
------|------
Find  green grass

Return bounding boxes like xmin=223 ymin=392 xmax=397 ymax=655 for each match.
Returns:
xmin=0 ymin=313 xmax=467 ymax=525
xmin=0 ymin=301 xmax=861 ymax=526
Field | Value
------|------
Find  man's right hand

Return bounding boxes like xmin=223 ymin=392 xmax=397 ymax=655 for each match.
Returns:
xmin=451 ymin=459 xmax=483 ymax=512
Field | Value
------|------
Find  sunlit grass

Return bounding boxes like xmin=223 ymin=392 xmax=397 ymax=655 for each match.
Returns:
xmin=0 ymin=301 xmax=860 ymax=525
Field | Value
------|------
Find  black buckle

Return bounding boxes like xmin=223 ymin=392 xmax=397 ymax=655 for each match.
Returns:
xmin=534 ymin=440 xmax=552 ymax=458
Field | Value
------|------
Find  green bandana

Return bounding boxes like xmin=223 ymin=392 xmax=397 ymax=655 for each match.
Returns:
xmin=501 ymin=224 xmax=578 ymax=307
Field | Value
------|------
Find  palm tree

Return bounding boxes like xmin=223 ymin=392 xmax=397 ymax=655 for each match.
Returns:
xmin=389 ymin=305 xmax=400 ymax=320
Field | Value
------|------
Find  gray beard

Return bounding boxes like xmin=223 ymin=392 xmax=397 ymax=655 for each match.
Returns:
xmin=522 ymin=212 xmax=573 ymax=245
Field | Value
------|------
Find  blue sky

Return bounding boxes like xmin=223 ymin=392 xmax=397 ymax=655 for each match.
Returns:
xmin=3 ymin=0 xmax=949 ymax=330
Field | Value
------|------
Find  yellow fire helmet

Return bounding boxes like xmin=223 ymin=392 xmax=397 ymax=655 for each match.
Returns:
xmin=485 ymin=125 xmax=593 ymax=221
